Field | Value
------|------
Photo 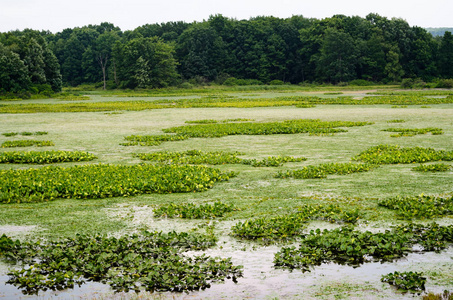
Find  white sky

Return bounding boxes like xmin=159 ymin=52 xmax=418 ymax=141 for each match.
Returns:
xmin=1 ymin=0 xmax=452 ymax=33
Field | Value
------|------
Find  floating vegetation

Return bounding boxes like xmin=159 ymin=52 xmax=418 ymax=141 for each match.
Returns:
xmin=121 ymin=134 xmax=188 ymax=146
xmin=231 ymin=204 xmax=361 ymax=244
xmin=135 ymin=150 xmax=306 ymax=167
xmin=1 ymin=140 xmax=54 ymax=148
xmin=154 ymin=201 xmax=238 ymax=219
xmin=57 ymin=95 xmax=91 ymax=100
xmin=387 ymin=119 xmax=405 ymax=123
xmin=412 ymin=163 xmax=452 ymax=172
xmin=275 ymin=163 xmax=375 ymax=179
xmin=352 ymin=145 xmax=453 ymax=165
xmin=2 ymin=94 xmax=451 ymax=114
xmin=391 ymin=105 xmax=408 ymax=108
xmin=378 ymin=194 xmax=453 ymax=219
xmin=163 ymin=119 xmax=371 ymax=138
xmin=381 ymin=271 xmax=426 ymax=293
xmin=0 ymin=150 xmax=96 ymax=164
xmin=0 ymin=231 xmax=243 ymax=294
xmin=185 ymin=118 xmax=254 ymax=124
xmin=0 ymin=164 xmax=235 ymax=203
xmin=135 ymin=150 xmax=243 ymax=165
xmin=274 ymin=223 xmax=453 ymax=271
xmin=2 ymin=131 xmax=47 ymax=137
xmin=382 ymin=127 xmax=443 ymax=137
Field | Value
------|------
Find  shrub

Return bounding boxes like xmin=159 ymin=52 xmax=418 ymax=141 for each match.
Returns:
xmin=349 ymin=79 xmax=373 ymax=86
xmin=268 ymin=80 xmax=285 ymax=85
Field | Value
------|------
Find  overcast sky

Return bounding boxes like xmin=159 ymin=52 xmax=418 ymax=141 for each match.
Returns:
xmin=1 ymin=0 xmax=452 ymax=33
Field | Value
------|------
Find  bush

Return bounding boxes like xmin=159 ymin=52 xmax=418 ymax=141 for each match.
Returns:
xmin=223 ymin=77 xmax=263 ymax=86
xmin=435 ymin=79 xmax=453 ymax=89
xmin=268 ymin=80 xmax=285 ymax=85
xmin=349 ymin=79 xmax=373 ymax=86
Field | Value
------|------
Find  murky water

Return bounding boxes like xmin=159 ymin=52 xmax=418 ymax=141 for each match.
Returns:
xmin=1 ymin=236 xmax=452 ymax=300
xmin=1 ymin=218 xmax=452 ymax=299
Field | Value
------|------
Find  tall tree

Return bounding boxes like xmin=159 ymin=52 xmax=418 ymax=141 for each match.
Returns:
xmin=0 ymin=42 xmax=31 ymax=93
xmin=438 ymin=31 xmax=453 ymax=78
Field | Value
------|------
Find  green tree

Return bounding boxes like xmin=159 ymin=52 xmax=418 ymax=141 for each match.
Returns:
xmin=385 ymin=46 xmax=404 ymax=82
xmin=438 ymin=31 xmax=453 ymax=78
xmin=0 ymin=42 xmax=31 ymax=93
xmin=316 ymin=28 xmax=358 ymax=83
xmin=114 ymin=37 xmax=179 ymax=88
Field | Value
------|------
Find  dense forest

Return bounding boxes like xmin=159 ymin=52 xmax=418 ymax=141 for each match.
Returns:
xmin=1 ymin=13 xmax=453 ymax=94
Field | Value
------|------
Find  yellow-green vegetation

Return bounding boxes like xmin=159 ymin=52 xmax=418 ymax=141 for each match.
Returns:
xmin=163 ymin=119 xmax=371 ymax=138
xmin=412 ymin=163 xmax=452 ymax=172
xmin=153 ymin=201 xmax=238 ymax=219
xmin=2 ymin=93 xmax=453 ymax=114
xmin=1 ymin=140 xmax=54 ymax=148
xmin=275 ymin=162 xmax=375 ymax=179
xmin=382 ymin=127 xmax=443 ymax=137
xmin=0 ymin=150 xmax=96 ymax=164
xmin=135 ymin=150 xmax=305 ymax=167
xmin=352 ymin=144 xmax=453 ymax=164
xmin=0 ymin=164 xmax=235 ymax=203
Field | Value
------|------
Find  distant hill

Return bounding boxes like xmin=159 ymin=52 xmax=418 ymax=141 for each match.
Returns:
xmin=425 ymin=28 xmax=453 ymax=36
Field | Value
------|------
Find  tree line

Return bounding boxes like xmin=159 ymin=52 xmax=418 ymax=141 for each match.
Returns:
xmin=1 ymin=13 xmax=453 ymax=93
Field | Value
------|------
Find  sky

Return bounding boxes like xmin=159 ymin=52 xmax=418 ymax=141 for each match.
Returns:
xmin=1 ymin=0 xmax=452 ymax=33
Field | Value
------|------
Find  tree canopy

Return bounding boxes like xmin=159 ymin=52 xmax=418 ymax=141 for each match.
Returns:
xmin=0 ymin=15 xmax=452 ymax=93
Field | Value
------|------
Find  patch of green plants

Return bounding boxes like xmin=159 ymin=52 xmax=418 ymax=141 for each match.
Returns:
xmin=387 ymin=119 xmax=405 ymax=123
xmin=185 ymin=118 xmax=254 ymax=124
xmin=324 ymin=92 xmax=343 ymax=95
xmin=275 ymin=163 xmax=375 ymax=179
xmin=0 ymin=231 xmax=243 ymax=294
xmin=0 ymin=164 xmax=235 ymax=203
xmin=1 ymin=140 xmax=54 ymax=148
xmin=57 ymin=95 xmax=91 ymax=100
xmin=352 ymin=145 xmax=453 ymax=165
xmin=382 ymin=127 xmax=443 ymax=137
xmin=381 ymin=271 xmax=426 ymax=293
xmin=163 ymin=119 xmax=372 ymax=138
xmin=273 ymin=223 xmax=453 ymax=271
xmin=378 ymin=194 xmax=453 ymax=220
xmin=134 ymin=150 xmax=244 ymax=165
xmin=241 ymin=155 xmax=306 ymax=167
xmin=231 ymin=204 xmax=361 ymax=244
xmin=135 ymin=150 xmax=306 ymax=167
xmin=1 ymin=131 xmax=48 ymax=137
xmin=0 ymin=150 xmax=96 ymax=164
xmin=153 ymin=201 xmax=238 ymax=219
xmin=391 ymin=105 xmax=408 ymax=108
xmin=121 ymin=134 xmax=188 ymax=146
xmin=413 ymin=163 xmax=452 ymax=172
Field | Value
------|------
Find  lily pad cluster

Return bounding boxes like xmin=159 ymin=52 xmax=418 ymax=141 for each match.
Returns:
xmin=379 ymin=194 xmax=453 ymax=220
xmin=274 ymin=223 xmax=453 ymax=272
xmin=412 ymin=163 xmax=452 ymax=172
xmin=231 ymin=204 xmax=361 ymax=243
xmin=1 ymin=140 xmax=55 ymax=148
xmin=275 ymin=162 xmax=374 ymax=179
xmin=153 ymin=201 xmax=238 ymax=219
xmin=0 ymin=164 xmax=235 ymax=203
xmin=135 ymin=150 xmax=306 ymax=167
xmin=352 ymin=144 xmax=453 ymax=164
xmin=0 ymin=231 xmax=243 ymax=294
xmin=0 ymin=150 xmax=96 ymax=164
xmin=382 ymin=127 xmax=443 ymax=137
xmin=381 ymin=271 xmax=426 ymax=293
